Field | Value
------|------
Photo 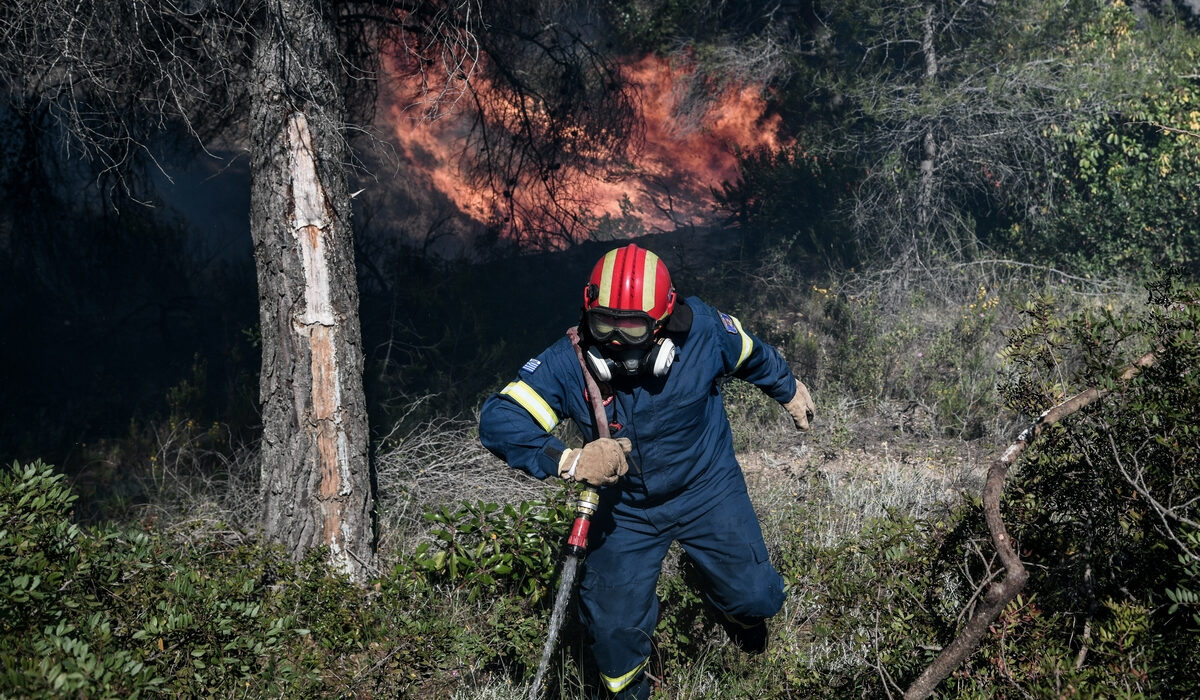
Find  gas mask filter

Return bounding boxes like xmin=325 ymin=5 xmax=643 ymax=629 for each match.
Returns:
xmin=585 ymin=337 xmax=676 ymax=381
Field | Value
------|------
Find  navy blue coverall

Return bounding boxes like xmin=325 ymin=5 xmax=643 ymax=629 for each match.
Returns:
xmin=478 ymin=297 xmax=796 ymax=695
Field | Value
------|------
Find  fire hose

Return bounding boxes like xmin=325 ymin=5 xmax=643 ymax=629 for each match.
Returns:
xmin=562 ymin=325 xmax=613 ymax=558
xmin=527 ymin=327 xmax=614 ymax=700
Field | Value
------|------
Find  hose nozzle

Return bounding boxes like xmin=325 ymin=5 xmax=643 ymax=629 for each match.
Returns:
xmin=564 ymin=488 xmax=600 ymax=558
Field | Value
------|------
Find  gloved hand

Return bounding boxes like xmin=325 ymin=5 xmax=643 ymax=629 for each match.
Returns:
xmin=784 ymin=381 xmax=816 ymax=431
xmin=558 ymin=437 xmax=632 ymax=486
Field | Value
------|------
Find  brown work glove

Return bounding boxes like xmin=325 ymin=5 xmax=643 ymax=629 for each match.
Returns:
xmin=558 ymin=437 xmax=633 ymax=486
xmin=783 ymin=381 xmax=816 ymax=431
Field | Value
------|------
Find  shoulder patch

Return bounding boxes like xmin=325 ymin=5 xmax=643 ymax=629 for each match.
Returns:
xmin=521 ymin=358 xmax=542 ymax=373
xmin=718 ymin=312 xmax=739 ymax=334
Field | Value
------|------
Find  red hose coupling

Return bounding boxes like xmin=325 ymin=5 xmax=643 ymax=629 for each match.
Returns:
xmin=565 ymin=488 xmax=600 ymax=556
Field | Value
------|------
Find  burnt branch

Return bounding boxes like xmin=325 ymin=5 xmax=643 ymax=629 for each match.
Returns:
xmin=369 ymin=1 xmax=639 ymax=248
xmin=903 ymin=350 xmax=1158 ymax=700
xmin=465 ymin=5 xmax=639 ymax=247
xmin=0 ymin=0 xmax=257 ymax=189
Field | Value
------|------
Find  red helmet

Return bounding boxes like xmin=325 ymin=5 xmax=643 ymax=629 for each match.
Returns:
xmin=583 ymin=244 xmax=675 ymax=346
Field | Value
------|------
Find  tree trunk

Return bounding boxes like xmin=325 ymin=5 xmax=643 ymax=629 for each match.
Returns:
xmin=916 ymin=3 xmax=938 ymax=238
xmin=249 ymin=0 xmax=374 ymax=581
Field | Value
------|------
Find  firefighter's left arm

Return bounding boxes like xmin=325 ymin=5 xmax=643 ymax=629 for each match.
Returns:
xmin=715 ymin=309 xmax=797 ymax=403
xmin=724 ymin=318 xmax=815 ymax=429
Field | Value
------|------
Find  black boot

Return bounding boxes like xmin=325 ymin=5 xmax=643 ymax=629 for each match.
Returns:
xmin=718 ymin=614 xmax=768 ymax=654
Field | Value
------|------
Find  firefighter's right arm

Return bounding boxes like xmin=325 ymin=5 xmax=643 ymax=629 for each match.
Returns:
xmin=480 ymin=341 xmax=590 ymax=480
xmin=479 ymin=378 xmax=568 ymax=480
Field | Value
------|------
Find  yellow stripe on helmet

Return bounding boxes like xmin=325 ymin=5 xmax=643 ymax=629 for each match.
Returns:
xmin=499 ymin=381 xmax=559 ymax=432
xmin=600 ymin=658 xmax=649 ymax=693
xmin=642 ymin=250 xmax=659 ymax=315
xmin=596 ymin=249 xmax=618 ymax=308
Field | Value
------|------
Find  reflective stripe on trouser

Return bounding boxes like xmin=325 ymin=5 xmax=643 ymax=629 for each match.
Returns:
xmin=578 ymin=485 xmax=784 ymax=692
xmin=605 ymin=670 xmax=651 ymax=700
xmin=601 ymin=658 xmax=649 ymax=694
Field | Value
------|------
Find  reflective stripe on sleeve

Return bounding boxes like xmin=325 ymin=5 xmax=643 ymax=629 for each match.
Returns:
xmin=730 ymin=314 xmax=755 ymax=370
xmin=499 ymin=380 xmax=559 ymax=432
xmin=601 ymin=658 xmax=649 ymax=693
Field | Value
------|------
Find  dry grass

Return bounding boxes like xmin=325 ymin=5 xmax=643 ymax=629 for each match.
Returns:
xmin=728 ymin=402 xmax=991 ymax=691
xmin=372 ymin=408 xmax=554 ymax=563
xmin=131 ymin=421 xmax=261 ymax=545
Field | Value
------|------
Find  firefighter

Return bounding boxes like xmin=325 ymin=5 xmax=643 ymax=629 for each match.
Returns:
xmin=479 ymin=243 xmax=815 ymax=699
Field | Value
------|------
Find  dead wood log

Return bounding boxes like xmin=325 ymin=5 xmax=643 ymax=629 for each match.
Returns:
xmin=903 ymin=351 xmax=1157 ymax=699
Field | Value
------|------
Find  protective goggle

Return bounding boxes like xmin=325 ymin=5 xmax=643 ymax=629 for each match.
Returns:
xmin=587 ymin=308 xmax=657 ymax=346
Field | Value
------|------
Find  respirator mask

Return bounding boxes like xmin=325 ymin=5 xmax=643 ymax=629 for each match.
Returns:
xmin=583 ymin=309 xmax=676 ymax=381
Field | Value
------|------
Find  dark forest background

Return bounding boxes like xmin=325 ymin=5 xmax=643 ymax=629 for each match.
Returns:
xmin=5 ymin=0 xmax=1197 ymax=478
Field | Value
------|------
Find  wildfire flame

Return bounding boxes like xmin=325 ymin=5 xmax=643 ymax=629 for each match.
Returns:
xmin=382 ymin=53 xmax=790 ymax=242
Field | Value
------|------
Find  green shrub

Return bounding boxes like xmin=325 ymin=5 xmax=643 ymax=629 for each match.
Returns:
xmin=0 ymin=460 xmax=602 ymax=698
xmin=400 ymin=490 xmax=573 ymax=604
xmin=1165 ymin=528 xmax=1200 ymax=630
xmin=972 ymin=274 xmax=1200 ymax=695
xmin=800 ymin=276 xmax=1008 ymax=440
xmin=714 ymin=146 xmax=858 ymax=266
xmin=818 ymin=291 xmax=889 ymax=402
xmin=384 ymin=489 xmax=580 ymax=682
xmin=922 ymin=285 xmax=1002 ymax=439
xmin=0 ymin=461 xmax=164 ymax=696
xmin=0 ymin=461 xmax=84 ymax=632
xmin=652 ymin=549 xmax=711 ymax=669
xmin=697 ymin=275 xmax=1200 ymax=698
xmin=0 ymin=461 xmax=329 ymax=697
xmin=991 ymin=4 xmax=1200 ymax=278
xmin=722 ymin=377 xmax=788 ymax=452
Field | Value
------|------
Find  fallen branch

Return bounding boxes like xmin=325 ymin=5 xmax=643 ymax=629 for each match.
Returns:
xmin=903 ymin=351 xmax=1157 ymax=700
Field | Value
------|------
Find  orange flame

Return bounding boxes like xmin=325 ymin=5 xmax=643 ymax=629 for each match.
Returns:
xmin=382 ymin=53 xmax=790 ymax=241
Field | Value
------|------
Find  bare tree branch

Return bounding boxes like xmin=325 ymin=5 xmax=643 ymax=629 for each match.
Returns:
xmin=904 ymin=350 xmax=1158 ymax=700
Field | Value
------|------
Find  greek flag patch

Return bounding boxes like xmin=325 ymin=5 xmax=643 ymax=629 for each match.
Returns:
xmin=719 ymin=312 xmax=738 ymax=334
xmin=521 ymin=358 xmax=542 ymax=373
